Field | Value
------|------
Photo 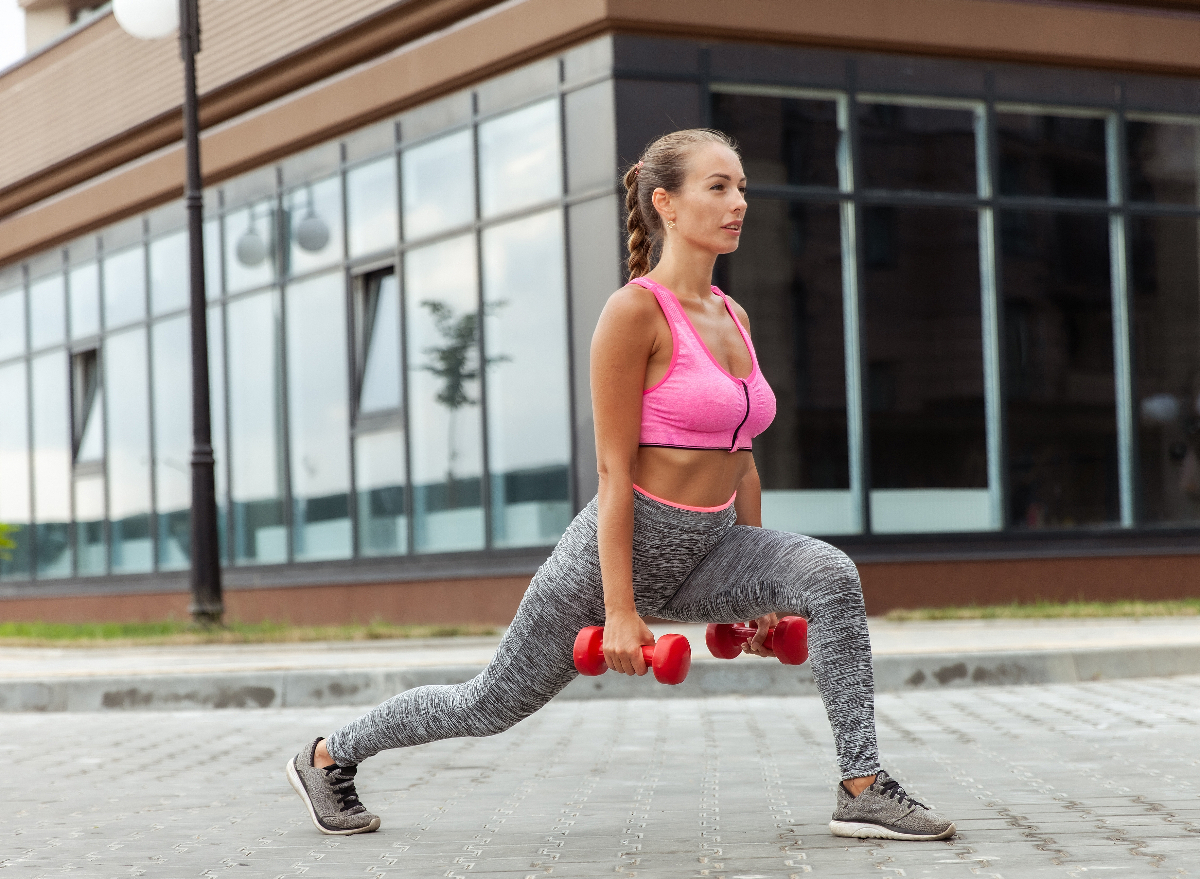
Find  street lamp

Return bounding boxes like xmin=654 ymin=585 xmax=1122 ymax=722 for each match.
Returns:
xmin=115 ymin=0 xmax=223 ymax=625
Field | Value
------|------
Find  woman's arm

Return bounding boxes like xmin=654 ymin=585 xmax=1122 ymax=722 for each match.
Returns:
xmin=733 ymin=460 xmax=762 ymax=527
xmin=591 ymin=286 xmax=664 ymax=676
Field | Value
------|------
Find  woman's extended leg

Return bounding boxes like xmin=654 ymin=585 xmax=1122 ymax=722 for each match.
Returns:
xmin=656 ymin=525 xmax=877 ymax=780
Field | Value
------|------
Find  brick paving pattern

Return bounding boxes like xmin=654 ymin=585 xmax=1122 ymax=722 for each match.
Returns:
xmin=4 ymin=675 xmax=1199 ymax=877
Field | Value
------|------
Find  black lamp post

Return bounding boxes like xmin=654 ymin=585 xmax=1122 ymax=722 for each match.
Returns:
xmin=115 ymin=0 xmax=223 ymax=624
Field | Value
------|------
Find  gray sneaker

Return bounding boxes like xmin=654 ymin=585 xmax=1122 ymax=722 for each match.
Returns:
xmin=829 ymin=770 xmax=956 ymax=840
xmin=286 ymin=738 xmax=381 ymax=835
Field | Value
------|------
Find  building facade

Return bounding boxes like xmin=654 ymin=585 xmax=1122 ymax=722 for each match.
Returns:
xmin=2 ymin=0 xmax=1200 ymax=623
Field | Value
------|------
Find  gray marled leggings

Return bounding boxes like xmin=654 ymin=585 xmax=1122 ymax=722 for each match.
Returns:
xmin=326 ymin=490 xmax=880 ymax=779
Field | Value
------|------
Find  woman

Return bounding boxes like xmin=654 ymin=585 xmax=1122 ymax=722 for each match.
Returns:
xmin=287 ymin=129 xmax=956 ymax=843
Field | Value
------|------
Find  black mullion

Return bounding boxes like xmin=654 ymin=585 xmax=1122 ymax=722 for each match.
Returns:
xmin=339 ymin=142 xmax=362 ymax=559
xmin=23 ymin=265 xmax=37 ymax=580
xmin=274 ymin=167 xmax=295 ymax=563
xmin=1115 ymin=91 xmax=1142 ymax=525
xmin=473 ymin=95 xmax=494 ymax=550
xmin=143 ymin=217 xmax=161 ymax=572
xmin=395 ymin=132 xmax=417 ymax=557
xmin=846 ymin=61 xmax=873 ymax=535
xmin=557 ymin=75 xmax=581 ymax=515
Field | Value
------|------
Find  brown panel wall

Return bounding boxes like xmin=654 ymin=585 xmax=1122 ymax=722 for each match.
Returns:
xmin=3 ymin=555 xmax=1199 ymax=625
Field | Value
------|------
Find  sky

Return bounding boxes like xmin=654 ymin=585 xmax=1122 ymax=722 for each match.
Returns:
xmin=0 ymin=0 xmax=25 ymax=71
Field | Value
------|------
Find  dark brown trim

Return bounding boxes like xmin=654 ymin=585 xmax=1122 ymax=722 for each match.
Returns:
xmin=0 ymin=0 xmax=510 ymax=221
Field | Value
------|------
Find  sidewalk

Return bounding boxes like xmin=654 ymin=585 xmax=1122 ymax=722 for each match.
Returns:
xmin=2 ymin=617 xmax=1199 ymax=712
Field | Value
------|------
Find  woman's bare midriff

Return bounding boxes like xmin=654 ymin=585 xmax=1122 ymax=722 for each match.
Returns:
xmin=631 ymin=446 xmax=754 ymax=508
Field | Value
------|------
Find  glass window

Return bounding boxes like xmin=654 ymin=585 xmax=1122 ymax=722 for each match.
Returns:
xmin=717 ymin=200 xmax=854 ymax=535
xmin=209 ymin=304 xmax=229 ymax=563
xmin=74 ymin=474 xmax=106 ymax=576
xmin=564 ymin=80 xmax=616 ymax=194
xmin=347 ymin=157 xmax=399 ymax=258
xmin=205 ymin=217 xmax=222 ymax=301
xmin=68 ymin=263 xmax=100 ymax=339
xmin=356 ymin=271 xmax=402 ymax=414
xmin=356 ymin=428 xmax=408 ymax=556
xmin=1002 ymin=211 xmax=1116 ymax=528
xmin=286 ymin=175 xmax=344 ymax=276
xmin=150 ymin=230 xmax=189 ymax=315
xmin=405 ymin=234 xmax=485 ymax=552
xmin=478 ymin=99 xmax=562 ymax=219
xmin=105 ymin=328 xmax=153 ymax=573
xmin=102 ymin=246 xmax=147 ymax=329
xmin=862 ymin=206 xmax=988 ymax=533
xmin=1130 ymin=216 xmax=1200 ymax=525
xmin=152 ymin=316 xmax=191 ymax=569
xmin=285 ymin=272 xmax=352 ymax=561
xmin=225 ymin=202 xmax=276 ymax=294
xmin=0 ymin=287 xmax=25 ymax=360
xmin=402 ymin=129 xmax=474 ymax=241
xmin=711 ymin=91 xmax=840 ymax=189
xmin=1127 ymin=118 xmax=1200 ymax=206
xmin=0 ymin=362 xmax=32 ymax=578
xmin=227 ymin=290 xmax=286 ymax=563
xmin=857 ymin=101 xmax=978 ymax=194
xmin=997 ymin=111 xmax=1108 ymax=200
xmin=71 ymin=349 xmax=103 ymax=463
xmin=29 ymin=273 xmax=65 ymax=351
xmin=31 ymin=351 xmax=72 ymax=577
xmin=483 ymin=209 xmax=572 ymax=547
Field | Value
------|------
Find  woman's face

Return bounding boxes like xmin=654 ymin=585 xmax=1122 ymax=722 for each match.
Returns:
xmin=656 ymin=143 xmax=747 ymax=255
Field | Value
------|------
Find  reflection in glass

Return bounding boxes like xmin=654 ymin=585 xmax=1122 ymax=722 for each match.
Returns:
xmin=227 ymin=291 xmax=286 ymax=563
xmin=102 ymin=246 xmax=147 ymax=329
xmin=31 ymin=351 xmax=72 ymax=577
xmin=0 ymin=288 xmax=25 ymax=360
xmin=405 ymin=235 xmax=484 ymax=552
xmin=357 ymin=271 xmax=402 ymax=414
xmin=479 ymin=99 xmax=561 ymax=218
xmin=862 ymin=206 xmax=988 ymax=532
xmin=286 ymin=176 xmax=344 ymax=277
xmin=858 ymin=102 xmax=977 ymax=193
xmin=402 ymin=130 xmax=474 ymax=240
xmin=1002 ymin=211 xmax=1116 ymax=528
xmin=1128 ymin=119 xmax=1200 ymax=205
xmin=0 ymin=362 xmax=32 ymax=578
xmin=106 ymin=328 xmax=153 ymax=572
xmin=356 ymin=429 xmax=407 ymax=556
xmin=153 ymin=316 xmax=191 ymax=568
xmin=1130 ymin=216 xmax=1200 ymax=525
xmin=69 ymin=263 xmax=100 ymax=339
xmin=286 ymin=273 xmax=351 ymax=560
xmin=997 ymin=112 xmax=1108 ymax=200
xmin=150 ymin=230 xmax=188 ymax=315
xmin=225 ymin=202 xmax=276 ymax=294
xmin=711 ymin=92 xmax=840 ymax=189
xmin=29 ymin=274 xmax=66 ymax=351
xmin=483 ymin=210 xmax=571 ymax=547
xmin=717 ymin=200 xmax=853 ymax=535
xmin=347 ymin=157 xmax=399 ymax=257
xmin=74 ymin=474 xmax=106 ymax=575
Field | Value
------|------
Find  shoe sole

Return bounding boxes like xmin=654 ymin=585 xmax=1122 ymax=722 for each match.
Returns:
xmin=286 ymin=757 xmax=381 ymax=836
xmin=829 ymin=819 xmax=956 ymax=841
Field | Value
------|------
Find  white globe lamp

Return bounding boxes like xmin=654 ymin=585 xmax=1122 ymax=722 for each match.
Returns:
xmin=113 ymin=0 xmax=179 ymax=40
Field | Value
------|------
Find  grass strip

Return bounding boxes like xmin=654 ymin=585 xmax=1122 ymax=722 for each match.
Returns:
xmin=884 ymin=599 xmax=1200 ymax=622
xmin=0 ymin=619 xmax=498 ymax=647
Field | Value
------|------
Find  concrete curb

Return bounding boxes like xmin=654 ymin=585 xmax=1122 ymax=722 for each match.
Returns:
xmin=3 ymin=644 xmax=1198 ymax=712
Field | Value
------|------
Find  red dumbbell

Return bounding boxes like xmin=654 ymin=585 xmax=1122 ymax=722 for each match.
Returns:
xmin=573 ymin=626 xmax=692 ymax=685
xmin=706 ymin=616 xmax=809 ymax=665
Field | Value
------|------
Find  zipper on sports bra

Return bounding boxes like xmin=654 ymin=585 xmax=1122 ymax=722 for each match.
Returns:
xmin=730 ymin=380 xmax=750 ymax=452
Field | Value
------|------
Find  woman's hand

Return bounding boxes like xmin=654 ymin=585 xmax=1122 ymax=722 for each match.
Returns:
xmin=742 ymin=613 xmax=779 ymax=657
xmin=603 ymin=610 xmax=656 ymax=675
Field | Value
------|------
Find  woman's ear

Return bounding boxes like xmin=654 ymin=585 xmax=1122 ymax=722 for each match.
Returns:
xmin=651 ymin=187 xmax=673 ymax=224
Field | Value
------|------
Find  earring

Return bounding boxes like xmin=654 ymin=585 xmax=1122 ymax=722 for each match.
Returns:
xmin=666 ymin=219 xmax=677 ymax=229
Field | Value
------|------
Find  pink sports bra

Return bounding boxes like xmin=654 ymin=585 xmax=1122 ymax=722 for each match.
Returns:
xmin=632 ymin=276 xmax=776 ymax=453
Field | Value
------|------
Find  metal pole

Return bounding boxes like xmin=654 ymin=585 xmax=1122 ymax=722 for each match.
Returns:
xmin=180 ymin=0 xmax=223 ymax=623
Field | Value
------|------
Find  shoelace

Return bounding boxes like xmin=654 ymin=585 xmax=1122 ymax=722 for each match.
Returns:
xmin=875 ymin=776 xmax=928 ymax=810
xmin=323 ymin=763 xmax=366 ymax=814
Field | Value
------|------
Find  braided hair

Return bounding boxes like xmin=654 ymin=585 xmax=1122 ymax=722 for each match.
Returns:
xmin=623 ymin=129 xmax=739 ymax=280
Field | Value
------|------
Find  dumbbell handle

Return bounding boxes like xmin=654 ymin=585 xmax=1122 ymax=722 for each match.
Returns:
xmin=727 ymin=623 xmax=777 ymax=650
xmin=573 ymin=626 xmax=691 ymax=684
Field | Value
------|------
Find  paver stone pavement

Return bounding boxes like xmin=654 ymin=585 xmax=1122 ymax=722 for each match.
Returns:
xmin=3 ymin=674 xmax=1200 ymax=877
